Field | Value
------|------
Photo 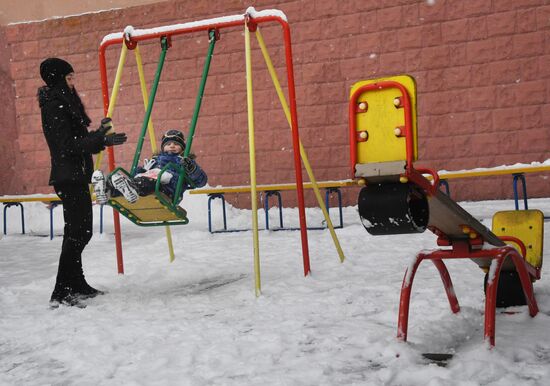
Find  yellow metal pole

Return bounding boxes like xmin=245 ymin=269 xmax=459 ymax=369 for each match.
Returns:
xmin=94 ymin=43 xmax=128 ymax=171
xmin=134 ymin=45 xmax=158 ymax=152
xmin=245 ymin=23 xmax=262 ymax=296
xmin=134 ymin=46 xmax=175 ymax=262
xmin=255 ymin=28 xmax=346 ymax=263
xmin=164 ymin=224 xmax=175 ymax=262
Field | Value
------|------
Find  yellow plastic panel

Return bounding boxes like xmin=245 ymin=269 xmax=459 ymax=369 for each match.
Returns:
xmin=492 ymin=210 xmax=544 ymax=268
xmin=350 ymin=75 xmax=417 ymax=164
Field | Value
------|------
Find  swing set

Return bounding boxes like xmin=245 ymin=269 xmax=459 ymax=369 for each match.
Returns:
xmin=97 ymin=8 xmax=346 ymax=295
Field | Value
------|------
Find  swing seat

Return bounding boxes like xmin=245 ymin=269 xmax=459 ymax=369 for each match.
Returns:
xmin=107 ymin=167 xmax=189 ymax=227
xmin=108 ymin=194 xmax=188 ymax=226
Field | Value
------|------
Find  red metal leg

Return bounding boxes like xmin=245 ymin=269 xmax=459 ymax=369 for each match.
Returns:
xmin=397 ymin=254 xmax=423 ymax=342
xmin=484 ymin=254 xmax=504 ymax=347
xmin=485 ymin=247 xmax=539 ymax=346
xmin=510 ymin=250 xmax=539 ymax=317
xmin=432 ymin=259 xmax=460 ymax=313
xmin=398 ymin=245 xmax=539 ymax=347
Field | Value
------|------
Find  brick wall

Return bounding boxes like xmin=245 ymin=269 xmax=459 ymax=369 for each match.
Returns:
xmin=0 ymin=26 xmax=18 ymax=193
xmin=1 ymin=0 xmax=550 ymax=207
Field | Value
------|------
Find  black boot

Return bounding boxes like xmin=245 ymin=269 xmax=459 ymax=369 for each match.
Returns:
xmin=55 ymin=236 xmax=104 ymax=300
xmin=49 ymin=282 xmax=86 ymax=308
xmin=71 ymin=276 xmax=105 ymax=299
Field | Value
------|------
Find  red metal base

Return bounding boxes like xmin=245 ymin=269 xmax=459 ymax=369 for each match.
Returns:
xmin=397 ymin=241 xmax=538 ymax=347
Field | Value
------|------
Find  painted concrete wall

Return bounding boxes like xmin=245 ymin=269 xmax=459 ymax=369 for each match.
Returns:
xmin=1 ymin=0 xmax=549 ymax=207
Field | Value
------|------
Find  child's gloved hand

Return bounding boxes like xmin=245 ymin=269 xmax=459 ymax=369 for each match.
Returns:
xmin=160 ymin=171 xmax=173 ymax=184
xmin=135 ymin=168 xmax=160 ymax=179
xmin=142 ymin=158 xmax=156 ymax=171
xmin=183 ymin=157 xmax=197 ymax=174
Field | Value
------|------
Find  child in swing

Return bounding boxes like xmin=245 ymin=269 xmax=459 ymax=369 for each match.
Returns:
xmin=92 ymin=130 xmax=207 ymax=204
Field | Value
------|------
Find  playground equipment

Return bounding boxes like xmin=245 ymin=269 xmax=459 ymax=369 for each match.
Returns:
xmin=190 ymin=180 xmax=356 ymax=233
xmin=98 ymin=8 xmax=346 ymax=294
xmin=102 ymin=31 xmax=218 ymax=228
xmin=97 ymin=28 xmax=216 ymax=266
xmin=438 ymin=163 xmax=550 ymax=212
xmin=349 ymin=75 xmax=543 ymax=347
xmin=1 ymin=195 xmax=61 ymax=239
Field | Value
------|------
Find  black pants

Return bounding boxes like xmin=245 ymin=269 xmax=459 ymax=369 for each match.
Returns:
xmin=53 ymin=183 xmax=93 ymax=287
xmin=133 ymin=176 xmax=178 ymax=198
xmin=133 ymin=176 xmax=157 ymax=196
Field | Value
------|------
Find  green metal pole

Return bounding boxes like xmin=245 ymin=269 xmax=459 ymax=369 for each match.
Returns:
xmin=131 ymin=37 xmax=169 ymax=175
xmin=183 ymin=29 xmax=217 ymax=158
xmin=172 ymin=30 xmax=217 ymax=205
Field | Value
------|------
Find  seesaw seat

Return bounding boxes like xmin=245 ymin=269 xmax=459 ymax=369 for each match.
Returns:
xmin=493 ymin=209 xmax=544 ymax=271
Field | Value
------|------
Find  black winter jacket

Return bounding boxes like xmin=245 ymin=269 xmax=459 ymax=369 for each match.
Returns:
xmin=38 ymin=85 xmax=105 ymax=185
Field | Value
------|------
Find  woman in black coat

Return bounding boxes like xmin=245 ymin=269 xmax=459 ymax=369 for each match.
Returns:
xmin=38 ymin=58 xmax=127 ymax=307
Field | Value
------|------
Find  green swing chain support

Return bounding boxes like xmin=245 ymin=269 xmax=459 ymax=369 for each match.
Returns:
xmin=184 ymin=29 xmax=219 ymax=157
xmin=107 ymin=31 xmax=218 ymax=227
xmin=122 ymin=30 xmax=217 ymax=211
xmin=172 ymin=28 xmax=219 ymax=204
xmin=155 ymin=162 xmax=193 ymax=210
xmin=130 ymin=36 xmax=170 ymax=176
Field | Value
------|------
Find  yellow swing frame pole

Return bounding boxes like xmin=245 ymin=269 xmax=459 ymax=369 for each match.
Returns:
xmin=94 ymin=43 xmax=128 ymax=171
xmin=133 ymin=45 xmax=175 ymax=262
xmin=134 ymin=45 xmax=159 ymax=152
xmin=245 ymin=22 xmax=262 ymax=297
xmin=255 ymin=28 xmax=345 ymax=263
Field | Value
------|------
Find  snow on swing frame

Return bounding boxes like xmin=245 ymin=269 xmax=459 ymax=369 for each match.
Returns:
xmin=98 ymin=7 xmax=345 ymax=295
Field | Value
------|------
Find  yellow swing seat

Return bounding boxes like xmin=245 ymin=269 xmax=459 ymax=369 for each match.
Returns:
xmin=107 ymin=167 xmax=189 ymax=227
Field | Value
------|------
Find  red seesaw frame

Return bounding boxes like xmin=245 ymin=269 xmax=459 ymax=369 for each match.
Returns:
xmin=398 ymin=241 xmax=538 ymax=347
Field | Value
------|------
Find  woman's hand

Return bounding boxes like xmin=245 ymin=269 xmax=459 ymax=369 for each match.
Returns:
xmin=103 ymin=133 xmax=127 ymax=146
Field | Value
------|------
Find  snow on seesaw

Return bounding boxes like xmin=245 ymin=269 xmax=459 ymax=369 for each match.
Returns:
xmin=1 ymin=193 xmax=550 ymax=385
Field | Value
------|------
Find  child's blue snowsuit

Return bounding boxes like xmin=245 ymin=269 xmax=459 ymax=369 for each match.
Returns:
xmin=135 ymin=152 xmax=207 ymax=201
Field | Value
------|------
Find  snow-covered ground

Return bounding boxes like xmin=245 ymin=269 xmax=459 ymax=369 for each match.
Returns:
xmin=1 ymin=193 xmax=549 ymax=385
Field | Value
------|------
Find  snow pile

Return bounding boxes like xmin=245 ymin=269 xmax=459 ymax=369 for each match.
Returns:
xmin=1 ymin=194 xmax=550 ymax=385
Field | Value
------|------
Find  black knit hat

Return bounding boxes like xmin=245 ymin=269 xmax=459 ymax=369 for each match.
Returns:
xmin=40 ymin=58 xmax=74 ymax=87
xmin=161 ymin=130 xmax=186 ymax=152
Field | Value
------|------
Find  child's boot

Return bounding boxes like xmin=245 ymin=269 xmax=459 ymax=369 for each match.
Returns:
xmin=91 ymin=170 xmax=109 ymax=204
xmin=111 ymin=172 xmax=139 ymax=203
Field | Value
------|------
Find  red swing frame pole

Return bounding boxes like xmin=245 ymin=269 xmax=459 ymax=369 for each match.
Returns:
xmin=98 ymin=10 xmax=311 ymax=275
xmin=280 ymin=21 xmax=310 ymax=275
xmin=98 ymin=49 xmax=124 ymax=274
